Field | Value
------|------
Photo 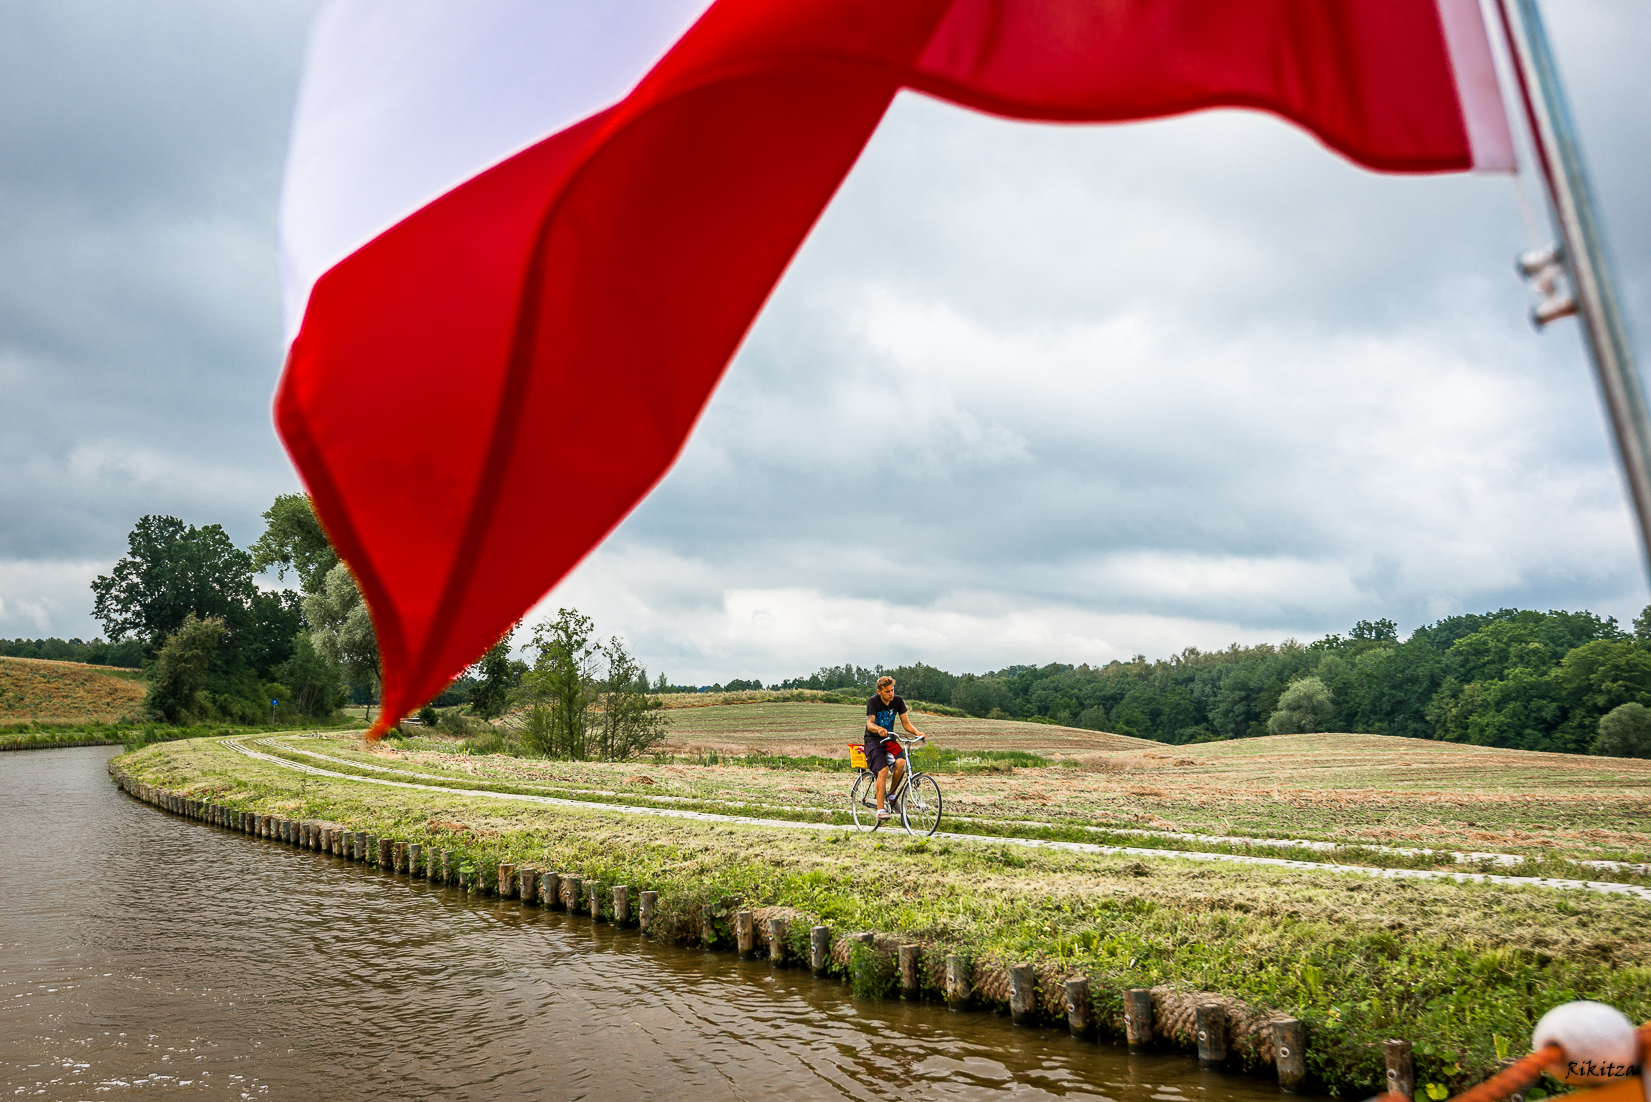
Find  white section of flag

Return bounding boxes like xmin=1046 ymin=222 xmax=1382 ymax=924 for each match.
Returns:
xmin=277 ymin=0 xmax=718 ymax=345
xmin=1437 ymin=0 xmax=1517 ymax=172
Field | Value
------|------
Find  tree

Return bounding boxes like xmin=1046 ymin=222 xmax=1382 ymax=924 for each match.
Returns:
xmin=1267 ymin=676 xmax=1336 ymax=735
xmin=468 ymin=633 xmax=524 ymax=719
xmin=1595 ymin=702 xmax=1651 ymax=758
xmin=145 ymin=614 xmax=228 ymax=723
xmin=274 ymin=632 xmax=347 ymax=718
xmin=593 ymin=635 xmax=669 ymax=760
xmin=520 ymin=609 xmax=598 ymax=759
xmin=303 ymin=561 xmax=380 ymax=712
xmin=249 ymin=493 xmax=339 ymax=594
xmin=92 ymin=516 xmax=255 ymax=653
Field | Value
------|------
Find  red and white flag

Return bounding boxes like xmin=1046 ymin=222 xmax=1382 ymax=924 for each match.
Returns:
xmin=275 ymin=0 xmax=1515 ymax=734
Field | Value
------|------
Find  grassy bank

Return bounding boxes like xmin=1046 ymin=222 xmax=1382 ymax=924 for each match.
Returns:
xmin=114 ymin=734 xmax=1651 ymax=1098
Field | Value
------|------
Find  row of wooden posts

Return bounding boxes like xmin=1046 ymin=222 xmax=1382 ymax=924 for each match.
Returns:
xmin=130 ymin=782 xmax=1425 ymax=1098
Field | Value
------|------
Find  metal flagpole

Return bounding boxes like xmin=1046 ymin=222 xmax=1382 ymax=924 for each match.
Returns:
xmin=1495 ymin=0 xmax=1651 ymax=578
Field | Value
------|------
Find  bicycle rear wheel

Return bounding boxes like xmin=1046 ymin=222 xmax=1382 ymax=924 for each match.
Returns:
xmin=849 ymin=771 xmax=879 ymax=832
xmin=900 ymin=774 xmax=942 ymax=837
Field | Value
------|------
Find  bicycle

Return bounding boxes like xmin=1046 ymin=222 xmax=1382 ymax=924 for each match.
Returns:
xmin=848 ymin=735 xmax=943 ymax=837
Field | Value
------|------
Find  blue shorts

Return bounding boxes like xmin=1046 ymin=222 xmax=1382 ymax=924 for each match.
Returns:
xmin=863 ymin=735 xmax=901 ymax=775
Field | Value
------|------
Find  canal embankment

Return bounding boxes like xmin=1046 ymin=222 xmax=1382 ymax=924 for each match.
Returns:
xmin=109 ymin=735 xmax=1651 ymax=1099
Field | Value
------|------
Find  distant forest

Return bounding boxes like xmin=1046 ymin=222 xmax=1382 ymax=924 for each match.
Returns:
xmin=768 ymin=608 xmax=1651 ymax=756
xmin=1 ymin=636 xmax=145 ymax=668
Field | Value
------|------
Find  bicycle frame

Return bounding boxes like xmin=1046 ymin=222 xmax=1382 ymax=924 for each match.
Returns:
xmin=850 ymin=735 xmax=942 ymax=836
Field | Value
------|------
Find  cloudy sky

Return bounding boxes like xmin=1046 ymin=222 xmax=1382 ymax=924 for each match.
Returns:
xmin=2 ymin=2 xmax=1648 ymax=685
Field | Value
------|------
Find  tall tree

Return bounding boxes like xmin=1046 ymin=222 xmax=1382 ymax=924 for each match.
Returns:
xmin=468 ymin=632 xmax=524 ymax=719
xmin=249 ymin=493 xmax=339 ymax=594
xmin=144 ymin=614 xmax=228 ymax=723
xmin=520 ymin=609 xmax=598 ymax=759
xmin=92 ymin=516 xmax=255 ymax=654
xmin=303 ymin=561 xmax=381 ymax=712
xmin=593 ymin=636 xmax=668 ymax=760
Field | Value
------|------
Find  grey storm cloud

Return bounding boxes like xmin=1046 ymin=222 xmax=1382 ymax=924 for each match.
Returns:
xmin=0 ymin=1 xmax=1647 ymax=684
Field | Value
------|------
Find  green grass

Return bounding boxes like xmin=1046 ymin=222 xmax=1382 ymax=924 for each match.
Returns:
xmin=115 ymin=734 xmax=1651 ymax=1098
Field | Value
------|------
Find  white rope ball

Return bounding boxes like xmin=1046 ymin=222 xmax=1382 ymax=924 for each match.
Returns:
xmin=1532 ymin=1001 xmax=1641 ymax=1085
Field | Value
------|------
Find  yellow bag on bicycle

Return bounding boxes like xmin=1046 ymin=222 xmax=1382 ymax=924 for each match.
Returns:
xmin=849 ymin=743 xmax=867 ymax=769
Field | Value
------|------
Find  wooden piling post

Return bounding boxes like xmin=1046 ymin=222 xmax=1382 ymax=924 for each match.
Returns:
xmin=1064 ymin=977 xmax=1093 ymax=1038
xmin=768 ymin=918 xmax=787 ymax=966
xmin=519 ymin=865 xmax=537 ymax=902
xmin=498 ymin=862 xmax=517 ymax=898
xmin=408 ymin=843 xmax=423 ymax=877
xmin=1196 ymin=1004 xmax=1228 ymax=1067
xmin=736 ymin=911 xmax=755 ymax=957
xmin=394 ymin=842 xmax=409 ymax=874
xmin=1125 ymin=989 xmax=1154 ymax=1049
xmin=612 ymin=884 xmax=630 ymax=925
xmin=542 ymin=872 xmax=561 ymax=909
xmin=355 ymin=832 xmax=368 ymax=861
xmin=587 ymin=881 xmax=602 ymax=920
xmin=1274 ymin=1018 xmax=1307 ymax=1093
xmin=810 ymin=926 xmax=830 ymax=975
xmin=425 ymin=845 xmax=438 ymax=880
xmin=563 ymin=875 xmax=582 ymax=912
xmin=441 ymin=849 xmax=454 ymax=883
xmin=1384 ymin=1040 xmax=1414 ymax=1102
xmin=376 ymin=837 xmax=392 ymax=868
xmin=639 ymin=890 xmax=658 ymax=934
xmin=362 ymin=833 xmax=376 ymax=863
xmin=1009 ymin=963 xmax=1037 ymax=1025
xmin=945 ymin=955 xmax=971 ymax=1008
xmin=898 ymin=945 xmax=921 ymax=998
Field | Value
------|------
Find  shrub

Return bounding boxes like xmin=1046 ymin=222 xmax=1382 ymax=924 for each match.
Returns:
xmin=848 ymin=939 xmax=897 ymax=999
xmin=1595 ymin=702 xmax=1651 ymax=758
xmin=1268 ymin=676 xmax=1335 ymax=735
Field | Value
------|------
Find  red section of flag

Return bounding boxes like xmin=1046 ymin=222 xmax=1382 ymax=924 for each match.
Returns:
xmin=276 ymin=0 xmax=1484 ymax=735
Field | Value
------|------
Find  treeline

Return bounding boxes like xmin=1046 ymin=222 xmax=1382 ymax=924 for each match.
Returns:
xmin=780 ymin=609 xmax=1651 ymax=757
xmin=1 ymin=636 xmax=145 ymax=668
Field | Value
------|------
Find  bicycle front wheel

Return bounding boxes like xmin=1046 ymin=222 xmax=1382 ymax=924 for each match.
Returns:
xmin=849 ymin=771 xmax=879 ymax=832
xmin=900 ymin=774 xmax=943 ymax=837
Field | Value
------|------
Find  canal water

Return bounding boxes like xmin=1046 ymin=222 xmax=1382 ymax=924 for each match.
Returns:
xmin=2 ymin=746 xmax=1303 ymax=1101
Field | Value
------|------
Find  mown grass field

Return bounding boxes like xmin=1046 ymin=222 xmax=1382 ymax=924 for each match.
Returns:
xmin=116 ymin=731 xmax=1651 ymax=1098
xmin=0 ymin=655 xmax=145 ymax=724
xmin=656 ymin=700 xmax=1157 ymax=754
xmin=361 ymin=702 xmax=1651 ymax=868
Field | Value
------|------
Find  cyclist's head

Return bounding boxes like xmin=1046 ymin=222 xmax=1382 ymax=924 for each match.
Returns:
xmin=877 ymin=676 xmax=895 ymax=703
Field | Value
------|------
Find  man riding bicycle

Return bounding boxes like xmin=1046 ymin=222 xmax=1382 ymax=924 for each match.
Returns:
xmin=865 ymin=675 xmax=927 ymax=823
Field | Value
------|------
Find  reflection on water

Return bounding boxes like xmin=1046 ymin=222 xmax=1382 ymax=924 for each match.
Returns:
xmin=0 ymin=747 xmax=1302 ymax=1101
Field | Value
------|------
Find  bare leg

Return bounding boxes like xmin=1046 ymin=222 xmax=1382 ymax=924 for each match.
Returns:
xmin=891 ymin=758 xmax=907 ymax=801
xmin=875 ymin=765 xmax=889 ymax=810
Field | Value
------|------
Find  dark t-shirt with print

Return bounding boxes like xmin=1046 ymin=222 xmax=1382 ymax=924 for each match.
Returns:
xmin=866 ymin=694 xmax=907 ymax=741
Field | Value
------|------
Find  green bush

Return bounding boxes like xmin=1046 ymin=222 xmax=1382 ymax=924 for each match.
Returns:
xmin=848 ymin=939 xmax=898 ymax=1000
xmin=1595 ymin=701 xmax=1651 ymax=758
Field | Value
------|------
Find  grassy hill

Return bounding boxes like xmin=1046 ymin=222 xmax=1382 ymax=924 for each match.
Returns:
xmin=0 ymin=655 xmax=145 ymax=724
xmin=657 ymin=700 xmax=1159 ymax=754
